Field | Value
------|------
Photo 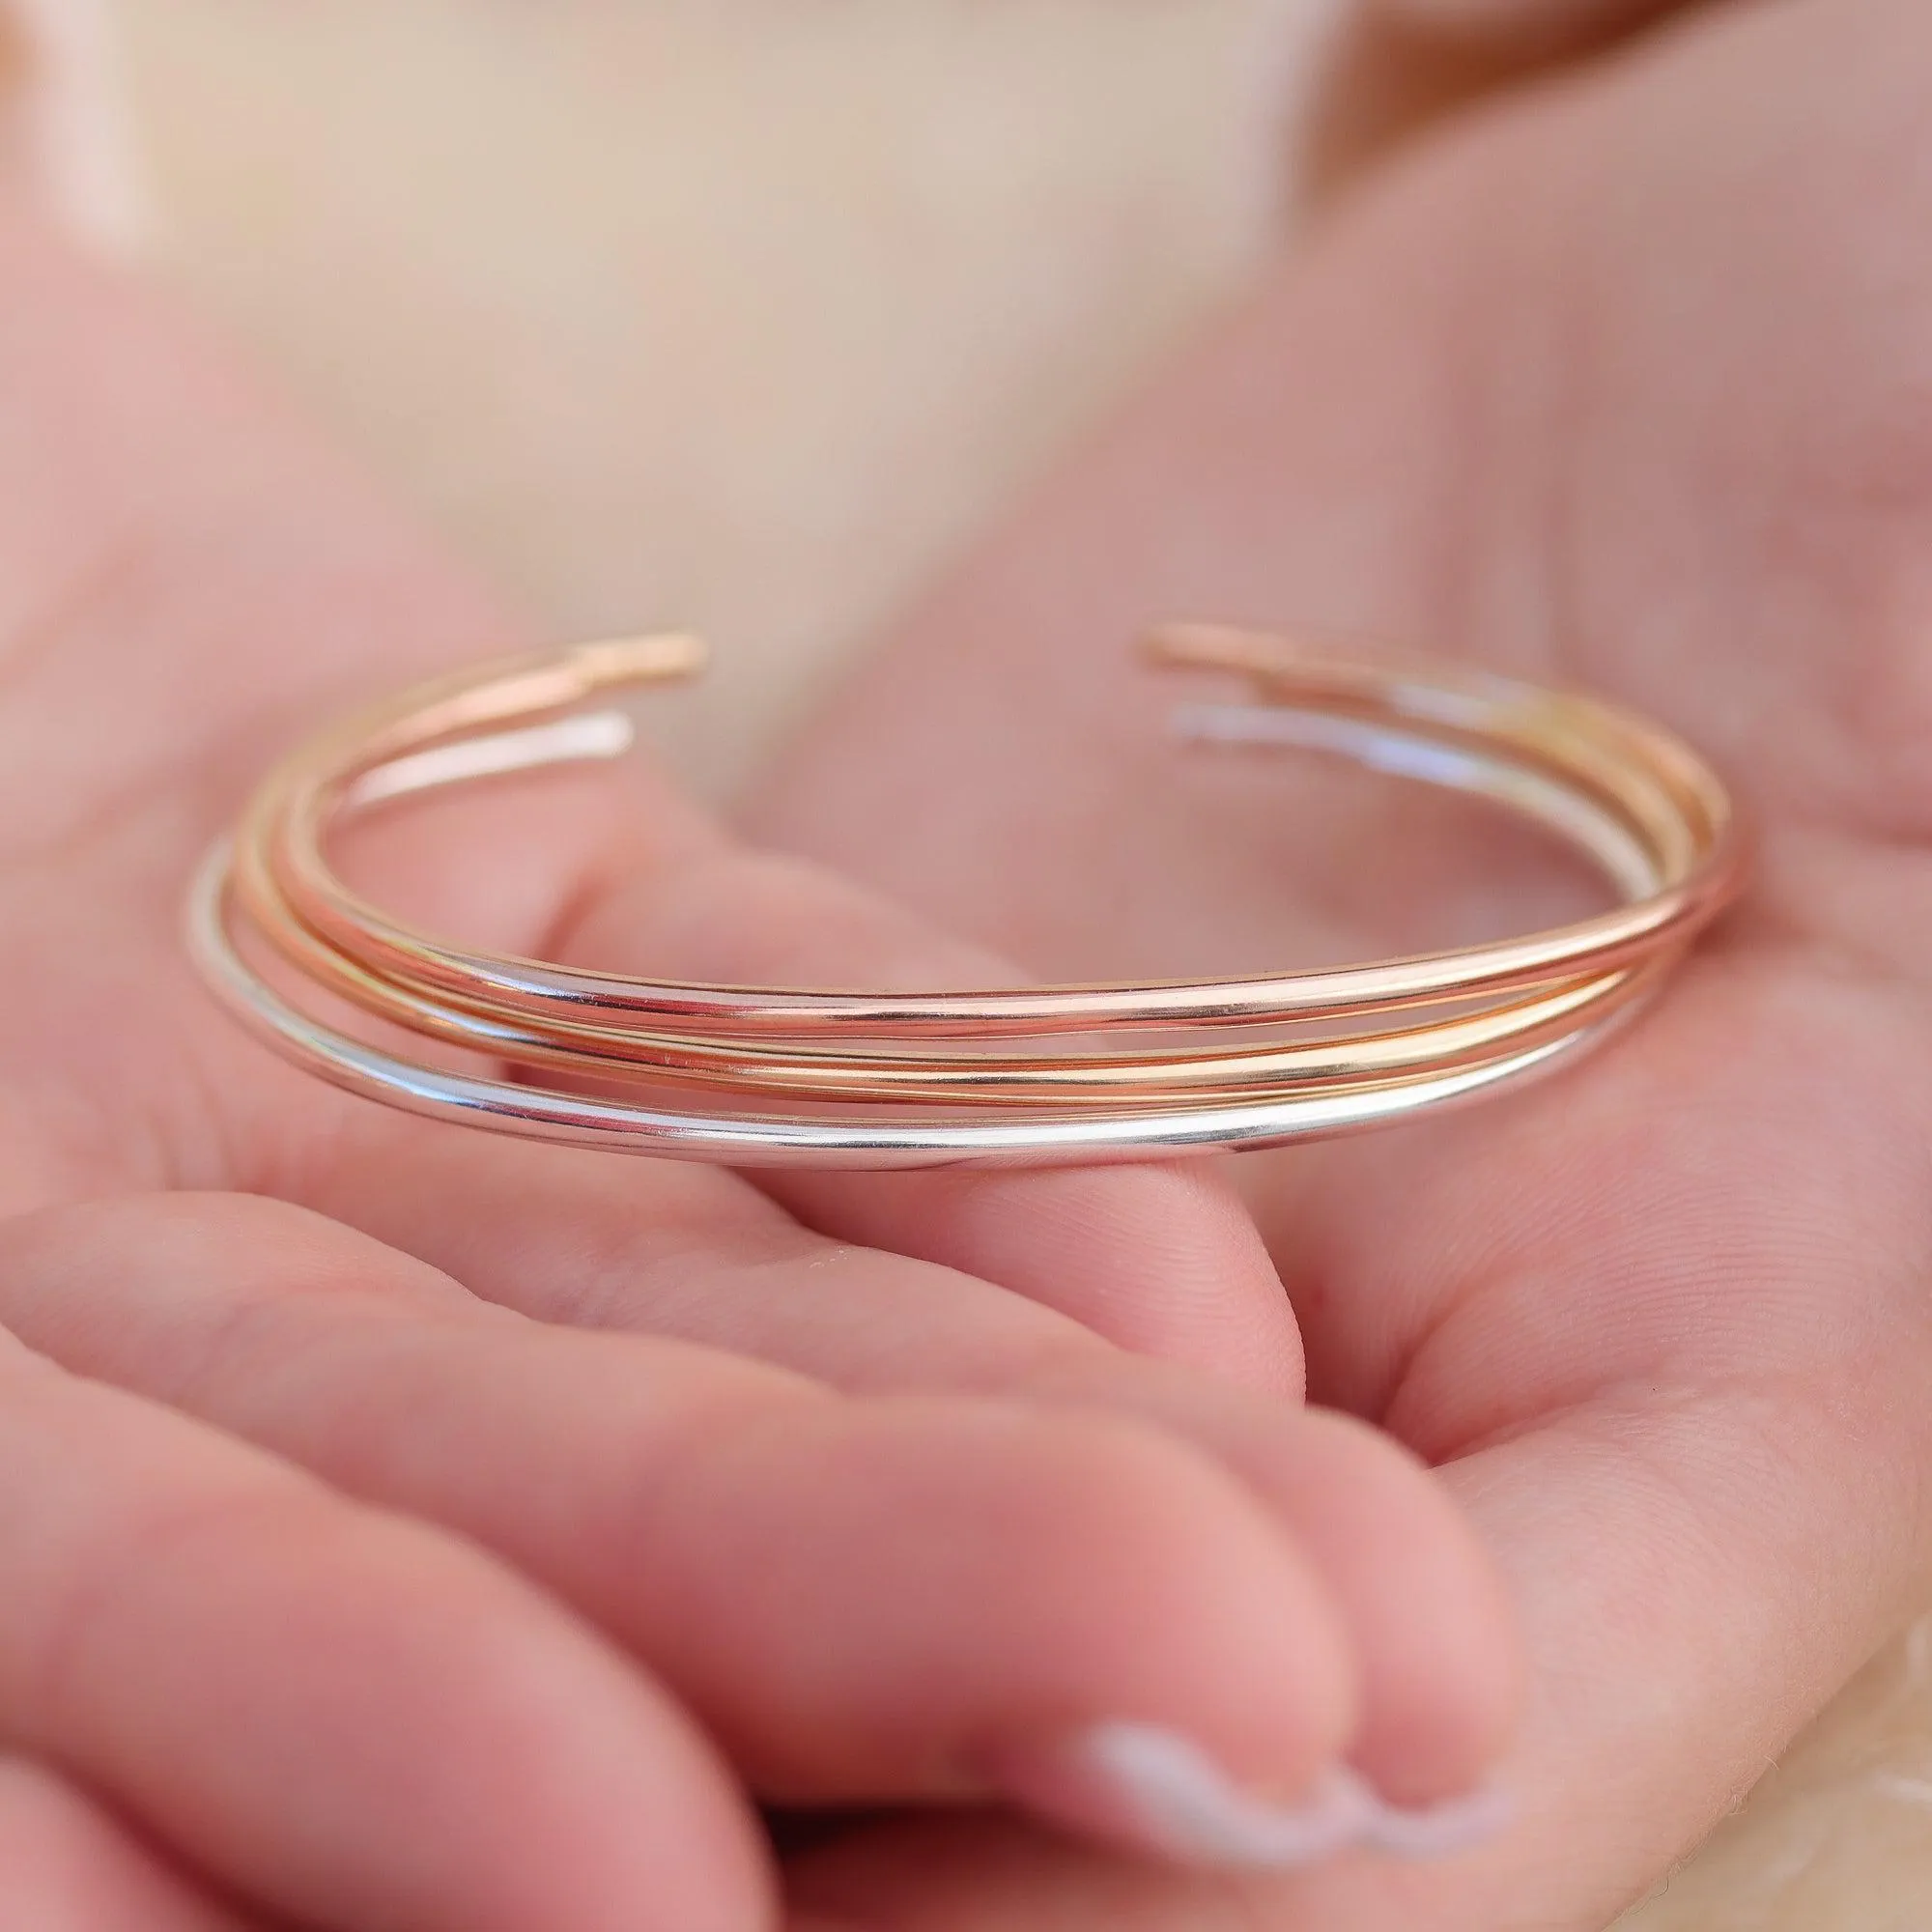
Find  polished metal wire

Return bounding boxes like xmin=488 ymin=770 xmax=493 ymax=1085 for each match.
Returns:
xmin=187 ymin=626 xmax=1747 ymax=1169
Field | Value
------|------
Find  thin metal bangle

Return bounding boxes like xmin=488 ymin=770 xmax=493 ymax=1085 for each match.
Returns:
xmin=187 ymin=625 xmax=1747 ymax=1170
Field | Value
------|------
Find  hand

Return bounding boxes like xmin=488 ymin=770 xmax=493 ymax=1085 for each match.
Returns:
xmin=748 ymin=0 xmax=1932 ymax=1924
xmin=0 ymin=191 xmax=1519 ymax=1926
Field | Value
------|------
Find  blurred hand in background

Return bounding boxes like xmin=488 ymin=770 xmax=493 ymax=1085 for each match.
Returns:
xmin=753 ymin=0 xmax=1932 ymax=1923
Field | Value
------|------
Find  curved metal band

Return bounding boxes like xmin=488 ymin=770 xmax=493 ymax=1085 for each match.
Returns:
xmin=187 ymin=625 xmax=1747 ymax=1169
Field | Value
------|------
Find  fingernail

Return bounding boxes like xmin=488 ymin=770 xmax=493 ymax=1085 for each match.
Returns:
xmin=983 ymin=1723 xmax=1509 ymax=1871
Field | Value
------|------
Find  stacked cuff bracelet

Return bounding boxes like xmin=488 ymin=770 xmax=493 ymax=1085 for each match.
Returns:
xmin=188 ymin=625 xmax=1747 ymax=1170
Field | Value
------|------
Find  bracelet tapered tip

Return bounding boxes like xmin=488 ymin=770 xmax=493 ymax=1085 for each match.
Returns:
xmin=568 ymin=632 xmax=710 ymax=688
xmin=1139 ymin=622 xmax=1300 ymax=680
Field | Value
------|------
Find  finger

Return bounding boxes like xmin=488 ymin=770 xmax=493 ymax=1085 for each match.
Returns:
xmin=0 ymin=1192 xmax=1386 ymax=1853
xmin=594 ymin=847 xmax=1297 ymax=1389
xmin=0 ymin=191 xmax=1298 ymax=1397
xmin=785 ymin=1379 xmax=1932 ymax=1932
xmin=0 ymin=1322 xmax=769 ymax=1932
xmin=291 ymin=1131 xmax=1519 ymax=1806
xmin=0 ymin=1758 xmax=257 ymax=1932
xmin=334 ymin=790 xmax=1304 ymax=1395
xmin=1005 ymin=1359 xmax=1520 ymax=1805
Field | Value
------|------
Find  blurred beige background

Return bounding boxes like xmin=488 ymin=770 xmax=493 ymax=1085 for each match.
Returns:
xmin=57 ymin=1 xmax=1932 ymax=1922
xmin=111 ymin=0 xmax=1323 ymax=793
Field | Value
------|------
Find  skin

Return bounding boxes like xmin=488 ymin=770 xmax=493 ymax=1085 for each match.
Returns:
xmin=0 ymin=152 xmax=1516 ymax=1932
xmin=2 ymin=0 xmax=1922 ymax=1924
xmin=744 ymin=0 xmax=1932 ymax=1924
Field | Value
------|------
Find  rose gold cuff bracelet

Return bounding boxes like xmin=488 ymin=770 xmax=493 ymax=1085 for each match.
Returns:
xmin=186 ymin=625 xmax=1747 ymax=1170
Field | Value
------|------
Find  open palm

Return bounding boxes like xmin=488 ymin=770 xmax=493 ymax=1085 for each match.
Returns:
xmin=751 ymin=1 xmax=1932 ymax=1924
xmin=0 ymin=183 xmax=1534 ymax=1926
